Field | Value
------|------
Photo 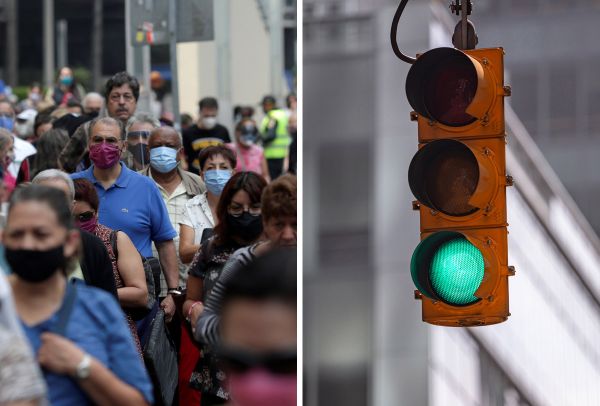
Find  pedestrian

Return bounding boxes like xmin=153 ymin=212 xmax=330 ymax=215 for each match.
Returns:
xmin=218 ymin=249 xmax=297 ymax=406
xmin=183 ymin=97 xmax=231 ymax=174
xmin=59 ymin=71 xmax=140 ymax=173
xmin=178 ymin=145 xmax=236 ymax=264
xmin=123 ymin=112 xmax=160 ymax=171
xmin=31 ymin=169 xmax=118 ymax=298
xmin=259 ymin=95 xmax=290 ymax=179
xmin=183 ymin=171 xmax=267 ymax=406
xmin=0 ymin=100 xmax=36 ymax=188
xmin=81 ymin=92 xmax=104 ymax=117
xmin=5 ymin=185 xmax=153 ymax=405
xmin=30 ymin=128 xmax=69 ymax=178
xmin=46 ymin=66 xmax=85 ymax=107
xmin=14 ymin=109 xmax=37 ymax=142
xmin=0 ymin=271 xmax=47 ymax=406
xmin=287 ymin=112 xmax=297 ymax=174
xmin=70 ymin=116 xmax=180 ymax=322
xmin=195 ymin=174 xmax=297 ymax=346
xmin=141 ymin=126 xmax=205 ymax=295
xmin=72 ymin=178 xmax=148 ymax=357
xmin=226 ymin=118 xmax=270 ymax=181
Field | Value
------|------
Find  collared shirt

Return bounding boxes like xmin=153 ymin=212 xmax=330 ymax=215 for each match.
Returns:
xmin=21 ymin=282 xmax=153 ymax=405
xmin=179 ymin=192 xmax=215 ymax=245
xmin=150 ymin=173 xmax=192 ymax=295
xmin=71 ymin=163 xmax=176 ymax=257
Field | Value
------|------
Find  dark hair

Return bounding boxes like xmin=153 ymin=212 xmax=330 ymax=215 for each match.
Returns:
xmin=214 ymin=172 xmax=267 ymax=246
xmin=261 ymin=95 xmax=276 ymax=106
xmin=34 ymin=111 xmax=56 ymax=137
xmin=66 ymin=99 xmax=83 ymax=112
xmin=261 ymin=174 xmax=297 ymax=222
xmin=31 ymin=129 xmax=69 ymax=178
xmin=181 ymin=113 xmax=193 ymax=127
xmin=52 ymin=113 xmax=92 ymax=137
xmin=286 ymin=92 xmax=296 ymax=109
xmin=104 ymin=71 xmax=140 ymax=101
xmin=234 ymin=118 xmax=257 ymax=134
xmin=222 ymin=248 xmax=297 ymax=308
xmin=199 ymin=97 xmax=218 ymax=111
xmin=8 ymin=184 xmax=74 ymax=230
xmin=198 ymin=145 xmax=237 ymax=172
xmin=88 ymin=116 xmax=124 ymax=139
xmin=73 ymin=178 xmax=99 ymax=212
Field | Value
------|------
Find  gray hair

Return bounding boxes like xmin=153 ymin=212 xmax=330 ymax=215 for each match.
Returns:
xmin=31 ymin=169 xmax=75 ymax=201
xmin=89 ymin=116 xmax=124 ymax=139
xmin=126 ymin=112 xmax=160 ymax=132
xmin=82 ymin=92 xmax=104 ymax=108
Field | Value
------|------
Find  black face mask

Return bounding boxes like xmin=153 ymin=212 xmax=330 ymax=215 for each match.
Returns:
xmin=227 ymin=213 xmax=263 ymax=242
xmin=5 ymin=245 xmax=66 ymax=283
xmin=128 ymin=144 xmax=149 ymax=166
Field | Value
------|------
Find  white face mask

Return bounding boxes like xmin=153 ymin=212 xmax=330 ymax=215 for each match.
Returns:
xmin=202 ymin=116 xmax=217 ymax=130
xmin=15 ymin=121 xmax=32 ymax=138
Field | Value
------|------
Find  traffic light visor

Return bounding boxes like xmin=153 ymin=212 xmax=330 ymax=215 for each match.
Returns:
xmin=406 ymin=47 xmax=483 ymax=127
xmin=411 ymin=231 xmax=484 ymax=306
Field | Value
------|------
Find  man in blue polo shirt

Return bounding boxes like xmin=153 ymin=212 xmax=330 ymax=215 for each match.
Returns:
xmin=71 ymin=116 xmax=179 ymax=320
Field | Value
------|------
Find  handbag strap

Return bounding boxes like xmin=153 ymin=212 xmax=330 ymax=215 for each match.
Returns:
xmin=53 ymin=281 xmax=77 ymax=336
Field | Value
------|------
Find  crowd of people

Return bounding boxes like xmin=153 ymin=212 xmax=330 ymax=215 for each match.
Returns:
xmin=0 ymin=67 xmax=297 ymax=406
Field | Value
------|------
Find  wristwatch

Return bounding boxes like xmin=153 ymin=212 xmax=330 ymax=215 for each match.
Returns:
xmin=75 ymin=353 xmax=91 ymax=380
xmin=167 ymin=288 xmax=183 ymax=296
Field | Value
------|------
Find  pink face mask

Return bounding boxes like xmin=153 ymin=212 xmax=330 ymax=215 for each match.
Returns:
xmin=89 ymin=142 xmax=121 ymax=169
xmin=77 ymin=217 xmax=98 ymax=234
xmin=228 ymin=368 xmax=296 ymax=406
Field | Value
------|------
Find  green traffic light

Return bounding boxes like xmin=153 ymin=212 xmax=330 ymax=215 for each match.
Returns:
xmin=430 ymin=237 xmax=484 ymax=305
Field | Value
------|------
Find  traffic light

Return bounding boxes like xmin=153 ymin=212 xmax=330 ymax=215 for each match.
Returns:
xmin=406 ymin=46 xmax=512 ymax=327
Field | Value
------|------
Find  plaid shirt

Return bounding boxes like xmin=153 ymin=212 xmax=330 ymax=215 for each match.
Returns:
xmin=144 ymin=168 xmax=205 ymax=296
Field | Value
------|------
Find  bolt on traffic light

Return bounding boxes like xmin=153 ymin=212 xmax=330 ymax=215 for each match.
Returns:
xmin=406 ymin=46 xmax=513 ymax=327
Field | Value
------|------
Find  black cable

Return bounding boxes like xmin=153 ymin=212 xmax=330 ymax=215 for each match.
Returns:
xmin=390 ymin=0 xmax=417 ymax=64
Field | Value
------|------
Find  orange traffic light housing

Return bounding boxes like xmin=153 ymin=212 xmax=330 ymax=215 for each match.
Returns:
xmin=406 ymin=47 xmax=512 ymax=327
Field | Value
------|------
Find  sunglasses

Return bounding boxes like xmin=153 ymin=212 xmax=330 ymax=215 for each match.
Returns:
xmin=217 ymin=347 xmax=296 ymax=375
xmin=74 ymin=211 xmax=95 ymax=222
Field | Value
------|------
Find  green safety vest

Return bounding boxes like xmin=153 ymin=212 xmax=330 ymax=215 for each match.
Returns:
xmin=260 ymin=109 xmax=291 ymax=159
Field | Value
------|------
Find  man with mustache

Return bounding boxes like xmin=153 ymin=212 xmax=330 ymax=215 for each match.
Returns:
xmin=59 ymin=72 xmax=140 ymax=173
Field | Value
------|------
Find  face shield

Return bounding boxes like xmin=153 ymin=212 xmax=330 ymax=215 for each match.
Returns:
xmin=126 ymin=130 xmax=151 ymax=167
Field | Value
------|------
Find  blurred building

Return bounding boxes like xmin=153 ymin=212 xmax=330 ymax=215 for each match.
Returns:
xmin=304 ymin=1 xmax=600 ymax=405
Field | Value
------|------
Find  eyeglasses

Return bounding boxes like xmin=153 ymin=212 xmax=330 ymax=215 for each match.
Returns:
xmin=227 ymin=204 xmax=262 ymax=217
xmin=109 ymin=93 xmax=134 ymax=102
xmin=74 ymin=211 xmax=95 ymax=222
xmin=217 ymin=347 xmax=296 ymax=375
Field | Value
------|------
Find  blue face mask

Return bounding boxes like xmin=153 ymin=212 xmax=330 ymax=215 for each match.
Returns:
xmin=0 ymin=116 xmax=14 ymax=131
xmin=149 ymin=146 xmax=179 ymax=173
xmin=204 ymin=169 xmax=232 ymax=196
xmin=60 ymin=76 xmax=73 ymax=86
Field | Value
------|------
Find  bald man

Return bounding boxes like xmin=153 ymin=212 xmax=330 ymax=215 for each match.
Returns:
xmin=140 ymin=126 xmax=205 ymax=296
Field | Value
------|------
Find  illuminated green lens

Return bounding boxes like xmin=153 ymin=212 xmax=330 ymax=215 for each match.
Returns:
xmin=430 ymin=237 xmax=484 ymax=305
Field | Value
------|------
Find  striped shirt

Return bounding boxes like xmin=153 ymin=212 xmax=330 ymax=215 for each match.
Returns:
xmin=194 ymin=243 xmax=259 ymax=345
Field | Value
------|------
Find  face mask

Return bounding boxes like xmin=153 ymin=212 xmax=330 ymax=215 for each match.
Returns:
xmin=204 ymin=169 xmax=232 ymax=196
xmin=240 ymin=132 xmax=258 ymax=146
xmin=77 ymin=217 xmax=98 ymax=234
xmin=14 ymin=121 xmax=32 ymax=138
xmin=0 ymin=116 xmax=14 ymax=131
xmin=202 ymin=116 xmax=217 ymax=130
xmin=60 ymin=76 xmax=73 ymax=86
xmin=228 ymin=369 xmax=296 ymax=406
xmin=29 ymin=93 xmax=41 ymax=102
xmin=89 ymin=142 xmax=121 ymax=169
xmin=227 ymin=212 xmax=263 ymax=241
xmin=5 ymin=245 xmax=66 ymax=283
xmin=127 ymin=143 xmax=150 ymax=167
xmin=150 ymin=146 xmax=178 ymax=173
